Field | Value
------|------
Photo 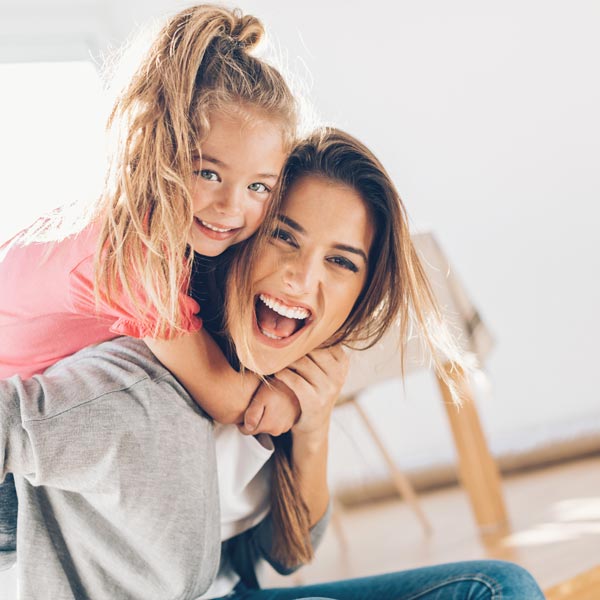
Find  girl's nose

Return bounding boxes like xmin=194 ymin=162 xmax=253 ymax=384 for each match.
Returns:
xmin=214 ymin=185 xmax=243 ymax=216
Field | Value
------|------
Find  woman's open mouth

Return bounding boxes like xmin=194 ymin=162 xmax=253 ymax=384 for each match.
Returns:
xmin=253 ymin=293 xmax=312 ymax=346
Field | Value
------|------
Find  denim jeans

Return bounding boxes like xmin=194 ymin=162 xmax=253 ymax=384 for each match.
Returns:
xmin=218 ymin=560 xmax=546 ymax=599
xmin=0 ymin=475 xmax=17 ymax=570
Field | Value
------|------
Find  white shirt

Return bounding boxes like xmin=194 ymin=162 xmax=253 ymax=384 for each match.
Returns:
xmin=197 ymin=424 xmax=274 ymax=599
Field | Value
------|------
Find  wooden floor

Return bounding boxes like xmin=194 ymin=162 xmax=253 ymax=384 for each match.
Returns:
xmin=545 ymin=564 xmax=600 ymax=600
xmin=263 ymin=455 xmax=600 ymax=597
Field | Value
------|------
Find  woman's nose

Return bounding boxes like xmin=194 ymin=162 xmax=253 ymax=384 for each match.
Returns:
xmin=282 ymin=253 xmax=320 ymax=295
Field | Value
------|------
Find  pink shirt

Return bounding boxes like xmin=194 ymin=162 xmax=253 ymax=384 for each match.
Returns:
xmin=0 ymin=222 xmax=202 ymax=379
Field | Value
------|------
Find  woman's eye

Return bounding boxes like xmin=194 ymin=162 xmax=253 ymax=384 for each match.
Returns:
xmin=195 ymin=169 xmax=219 ymax=182
xmin=271 ymin=227 xmax=297 ymax=247
xmin=248 ymin=182 xmax=270 ymax=193
xmin=329 ymin=256 xmax=359 ymax=273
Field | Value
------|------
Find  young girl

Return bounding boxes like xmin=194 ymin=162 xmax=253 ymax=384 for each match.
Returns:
xmin=0 ymin=4 xmax=303 ymax=564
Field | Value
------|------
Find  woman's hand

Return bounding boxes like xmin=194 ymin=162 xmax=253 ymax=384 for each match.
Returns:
xmin=240 ymin=345 xmax=348 ymax=438
xmin=274 ymin=344 xmax=349 ymax=443
xmin=273 ymin=344 xmax=348 ymax=526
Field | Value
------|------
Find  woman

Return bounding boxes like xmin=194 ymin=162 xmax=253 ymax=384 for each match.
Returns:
xmin=0 ymin=129 xmax=544 ymax=599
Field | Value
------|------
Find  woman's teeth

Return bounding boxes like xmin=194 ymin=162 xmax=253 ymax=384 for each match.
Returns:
xmin=259 ymin=294 xmax=310 ymax=320
xmin=261 ymin=330 xmax=283 ymax=340
xmin=200 ymin=220 xmax=234 ymax=233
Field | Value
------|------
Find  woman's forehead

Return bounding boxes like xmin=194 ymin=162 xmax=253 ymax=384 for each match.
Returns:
xmin=281 ymin=175 xmax=374 ymax=254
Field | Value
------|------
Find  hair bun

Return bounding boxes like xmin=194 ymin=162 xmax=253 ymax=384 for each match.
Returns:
xmin=229 ymin=12 xmax=264 ymax=51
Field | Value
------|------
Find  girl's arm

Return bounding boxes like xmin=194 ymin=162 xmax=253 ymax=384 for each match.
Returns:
xmin=272 ymin=345 xmax=349 ymax=525
xmin=145 ymin=328 xmax=260 ymax=425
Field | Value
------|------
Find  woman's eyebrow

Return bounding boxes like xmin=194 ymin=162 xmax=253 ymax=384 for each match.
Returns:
xmin=333 ymin=244 xmax=368 ymax=263
xmin=278 ymin=215 xmax=368 ymax=262
xmin=278 ymin=215 xmax=305 ymax=233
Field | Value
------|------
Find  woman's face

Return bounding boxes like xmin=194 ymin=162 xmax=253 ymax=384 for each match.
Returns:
xmin=232 ymin=175 xmax=374 ymax=375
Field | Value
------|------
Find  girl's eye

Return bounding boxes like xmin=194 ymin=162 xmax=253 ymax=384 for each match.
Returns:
xmin=271 ymin=227 xmax=297 ymax=247
xmin=328 ymin=256 xmax=359 ymax=273
xmin=248 ymin=182 xmax=270 ymax=193
xmin=195 ymin=169 xmax=219 ymax=182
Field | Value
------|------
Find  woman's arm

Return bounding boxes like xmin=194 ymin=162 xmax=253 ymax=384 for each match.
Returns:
xmin=274 ymin=345 xmax=349 ymax=525
xmin=227 ymin=345 xmax=348 ymax=583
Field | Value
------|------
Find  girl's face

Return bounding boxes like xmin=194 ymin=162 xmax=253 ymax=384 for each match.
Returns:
xmin=231 ymin=175 xmax=375 ymax=375
xmin=188 ymin=108 xmax=287 ymax=257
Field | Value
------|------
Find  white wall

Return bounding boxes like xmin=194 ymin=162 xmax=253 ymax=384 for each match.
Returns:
xmin=2 ymin=0 xmax=599 ymax=489
xmin=213 ymin=0 xmax=600 ymax=486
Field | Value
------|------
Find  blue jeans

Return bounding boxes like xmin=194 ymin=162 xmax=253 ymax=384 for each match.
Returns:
xmin=0 ymin=475 xmax=17 ymax=569
xmin=219 ymin=561 xmax=545 ymax=599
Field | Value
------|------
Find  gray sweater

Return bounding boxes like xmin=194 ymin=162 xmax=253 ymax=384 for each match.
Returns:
xmin=0 ymin=337 xmax=328 ymax=600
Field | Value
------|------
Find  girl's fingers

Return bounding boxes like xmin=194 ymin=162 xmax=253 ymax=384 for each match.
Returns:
xmin=243 ymin=395 xmax=266 ymax=431
xmin=253 ymin=400 xmax=300 ymax=436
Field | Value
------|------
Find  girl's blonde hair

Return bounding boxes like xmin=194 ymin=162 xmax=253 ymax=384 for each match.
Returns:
xmin=226 ymin=127 xmax=470 ymax=567
xmin=95 ymin=4 xmax=297 ymax=336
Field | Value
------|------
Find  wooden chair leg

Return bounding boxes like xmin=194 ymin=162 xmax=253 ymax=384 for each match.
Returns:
xmin=436 ymin=364 xmax=509 ymax=535
xmin=350 ymin=397 xmax=432 ymax=535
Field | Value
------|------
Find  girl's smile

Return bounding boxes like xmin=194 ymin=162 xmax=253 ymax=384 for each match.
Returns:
xmin=188 ymin=107 xmax=287 ymax=257
xmin=193 ymin=217 xmax=243 ymax=240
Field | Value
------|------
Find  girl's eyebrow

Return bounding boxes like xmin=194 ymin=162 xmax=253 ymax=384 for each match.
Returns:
xmin=201 ymin=153 xmax=278 ymax=180
xmin=200 ymin=153 xmax=224 ymax=166
xmin=277 ymin=215 xmax=368 ymax=262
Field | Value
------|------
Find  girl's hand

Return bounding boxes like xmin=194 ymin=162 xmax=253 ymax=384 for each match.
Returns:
xmin=273 ymin=345 xmax=349 ymax=442
xmin=239 ymin=378 xmax=300 ymax=436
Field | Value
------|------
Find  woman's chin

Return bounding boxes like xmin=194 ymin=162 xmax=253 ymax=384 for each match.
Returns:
xmin=237 ymin=347 xmax=286 ymax=377
xmin=239 ymin=358 xmax=275 ymax=377
xmin=237 ymin=342 xmax=297 ymax=377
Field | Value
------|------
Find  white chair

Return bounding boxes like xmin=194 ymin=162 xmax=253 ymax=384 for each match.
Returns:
xmin=335 ymin=231 xmax=508 ymax=536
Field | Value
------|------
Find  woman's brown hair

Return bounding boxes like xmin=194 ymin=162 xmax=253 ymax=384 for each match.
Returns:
xmin=226 ymin=127 xmax=469 ymax=567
